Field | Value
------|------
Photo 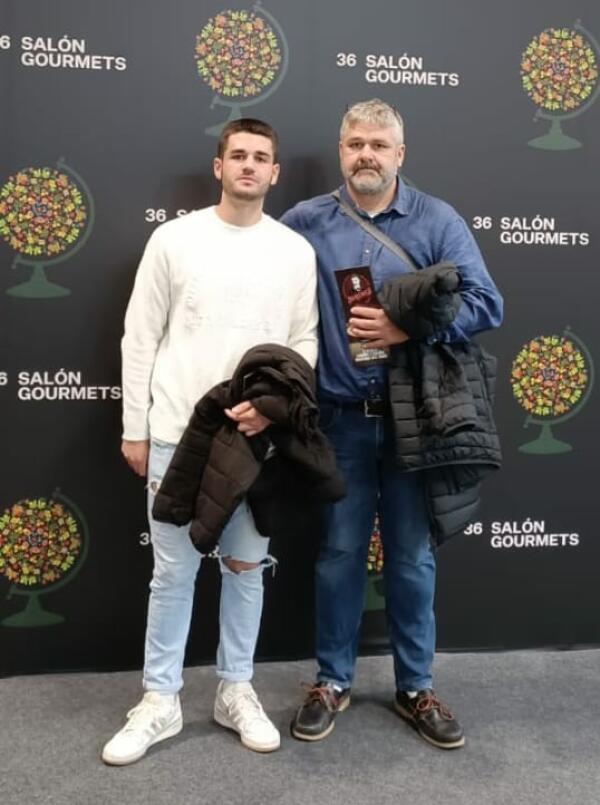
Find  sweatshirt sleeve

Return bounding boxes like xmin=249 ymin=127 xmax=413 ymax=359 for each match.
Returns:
xmin=121 ymin=229 xmax=171 ymax=440
xmin=287 ymin=241 xmax=319 ymax=368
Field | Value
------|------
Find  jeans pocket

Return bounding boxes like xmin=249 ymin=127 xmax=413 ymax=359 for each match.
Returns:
xmin=151 ymin=438 xmax=174 ymax=451
xmin=148 ymin=439 xmax=175 ymax=492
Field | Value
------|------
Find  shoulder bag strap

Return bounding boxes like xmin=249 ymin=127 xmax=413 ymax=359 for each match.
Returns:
xmin=331 ymin=189 xmax=418 ymax=272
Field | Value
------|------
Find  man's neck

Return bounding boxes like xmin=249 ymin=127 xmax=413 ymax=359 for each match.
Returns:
xmin=345 ymin=179 xmax=397 ymax=216
xmin=215 ymin=195 xmax=264 ymax=227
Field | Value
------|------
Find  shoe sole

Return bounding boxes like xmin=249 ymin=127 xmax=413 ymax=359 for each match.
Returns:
xmin=393 ymin=700 xmax=465 ymax=750
xmin=290 ymin=694 xmax=351 ymax=742
xmin=213 ymin=706 xmax=281 ymax=753
xmin=101 ymin=715 xmax=183 ymax=766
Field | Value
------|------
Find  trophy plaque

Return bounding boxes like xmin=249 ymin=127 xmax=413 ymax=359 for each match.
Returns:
xmin=335 ymin=266 xmax=390 ymax=366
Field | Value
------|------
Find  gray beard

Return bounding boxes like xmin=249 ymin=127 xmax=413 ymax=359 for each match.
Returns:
xmin=348 ymin=171 xmax=393 ymax=196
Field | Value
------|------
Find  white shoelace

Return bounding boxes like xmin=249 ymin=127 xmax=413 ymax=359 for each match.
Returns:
xmin=122 ymin=699 xmax=172 ymax=737
xmin=227 ymin=690 xmax=269 ymax=730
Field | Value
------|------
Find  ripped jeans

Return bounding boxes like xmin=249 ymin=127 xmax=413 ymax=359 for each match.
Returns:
xmin=143 ymin=439 xmax=275 ymax=693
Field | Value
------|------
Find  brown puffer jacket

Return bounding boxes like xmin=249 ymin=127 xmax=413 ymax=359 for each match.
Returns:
xmin=151 ymin=344 xmax=346 ymax=553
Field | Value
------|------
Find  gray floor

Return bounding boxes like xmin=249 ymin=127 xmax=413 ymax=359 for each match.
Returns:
xmin=1 ymin=650 xmax=598 ymax=805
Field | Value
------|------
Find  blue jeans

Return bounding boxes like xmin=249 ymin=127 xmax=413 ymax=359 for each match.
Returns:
xmin=143 ymin=439 xmax=274 ymax=693
xmin=315 ymin=404 xmax=435 ymax=691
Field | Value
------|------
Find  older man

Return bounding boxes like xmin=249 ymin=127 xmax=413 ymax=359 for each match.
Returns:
xmin=281 ymin=99 xmax=502 ymax=749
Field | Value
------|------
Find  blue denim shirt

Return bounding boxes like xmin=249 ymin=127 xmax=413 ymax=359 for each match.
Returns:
xmin=280 ymin=180 xmax=503 ymax=403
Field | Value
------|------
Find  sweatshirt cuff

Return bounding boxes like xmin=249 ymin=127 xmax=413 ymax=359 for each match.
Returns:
xmin=122 ymin=421 xmax=150 ymax=441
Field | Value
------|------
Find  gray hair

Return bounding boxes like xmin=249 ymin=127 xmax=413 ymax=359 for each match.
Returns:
xmin=340 ymin=99 xmax=404 ymax=145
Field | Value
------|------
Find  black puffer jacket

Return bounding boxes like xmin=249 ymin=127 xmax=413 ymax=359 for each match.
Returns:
xmin=379 ymin=266 xmax=501 ymax=545
xmin=152 ymin=344 xmax=346 ymax=553
xmin=378 ymin=261 xmax=462 ymax=340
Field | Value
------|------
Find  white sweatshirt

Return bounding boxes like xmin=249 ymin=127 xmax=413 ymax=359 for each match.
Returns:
xmin=121 ymin=207 xmax=318 ymax=444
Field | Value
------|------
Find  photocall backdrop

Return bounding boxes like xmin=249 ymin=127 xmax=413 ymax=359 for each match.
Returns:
xmin=1 ymin=0 xmax=599 ymax=676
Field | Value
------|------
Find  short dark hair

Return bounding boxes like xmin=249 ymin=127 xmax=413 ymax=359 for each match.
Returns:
xmin=217 ymin=118 xmax=279 ymax=162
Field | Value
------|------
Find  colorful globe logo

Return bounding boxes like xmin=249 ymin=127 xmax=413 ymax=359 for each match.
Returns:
xmin=521 ymin=29 xmax=597 ymax=112
xmin=196 ymin=9 xmax=281 ymax=99
xmin=0 ymin=492 xmax=89 ymax=627
xmin=361 ymin=513 xmax=388 ymax=651
xmin=366 ymin=521 xmax=384 ymax=576
xmin=521 ymin=22 xmax=600 ymax=149
xmin=511 ymin=330 xmax=593 ymax=453
xmin=364 ymin=515 xmax=384 ymax=612
xmin=195 ymin=4 xmax=289 ymax=135
xmin=0 ymin=167 xmax=87 ymax=258
xmin=0 ymin=160 xmax=94 ymax=298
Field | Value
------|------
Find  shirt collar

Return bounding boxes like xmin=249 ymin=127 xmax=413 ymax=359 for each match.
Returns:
xmin=338 ymin=176 xmax=410 ymax=217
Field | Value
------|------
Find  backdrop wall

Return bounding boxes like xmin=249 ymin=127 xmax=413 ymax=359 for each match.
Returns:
xmin=1 ymin=0 xmax=599 ymax=676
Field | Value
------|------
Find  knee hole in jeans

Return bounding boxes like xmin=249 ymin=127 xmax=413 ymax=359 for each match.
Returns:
xmin=219 ymin=554 xmax=278 ymax=576
xmin=222 ymin=556 xmax=259 ymax=574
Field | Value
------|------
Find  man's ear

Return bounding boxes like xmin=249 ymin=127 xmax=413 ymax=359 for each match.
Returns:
xmin=397 ymin=144 xmax=406 ymax=170
xmin=213 ymin=157 xmax=223 ymax=181
xmin=270 ymin=163 xmax=281 ymax=186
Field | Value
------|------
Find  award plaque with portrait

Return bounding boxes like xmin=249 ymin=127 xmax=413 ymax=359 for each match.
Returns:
xmin=335 ymin=266 xmax=390 ymax=366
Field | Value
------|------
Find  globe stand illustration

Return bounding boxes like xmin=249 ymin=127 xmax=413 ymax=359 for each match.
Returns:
xmin=0 ymin=491 xmax=89 ymax=627
xmin=511 ymin=328 xmax=593 ymax=455
xmin=9 ymin=264 xmax=69 ymax=300
xmin=205 ymin=105 xmax=244 ymax=137
xmin=195 ymin=3 xmax=289 ymax=136
xmin=529 ymin=118 xmax=582 ymax=151
xmin=521 ymin=21 xmax=600 ymax=150
xmin=521 ymin=422 xmax=573 ymax=454
xmin=1 ymin=159 xmax=94 ymax=298
xmin=4 ymin=590 xmax=64 ymax=627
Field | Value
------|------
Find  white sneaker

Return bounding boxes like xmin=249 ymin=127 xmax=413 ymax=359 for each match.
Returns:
xmin=101 ymin=691 xmax=183 ymax=765
xmin=214 ymin=680 xmax=280 ymax=753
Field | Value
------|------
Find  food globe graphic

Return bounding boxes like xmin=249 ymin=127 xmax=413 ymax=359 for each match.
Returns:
xmin=195 ymin=3 xmax=289 ymax=135
xmin=0 ymin=159 xmax=94 ymax=298
xmin=0 ymin=492 xmax=89 ymax=627
xmin=364 ymin=514 xmax=384 ymax=612
xmin=520 ymin=21 xmax=600 ymax=150
xmin=511 ymin=329 xmax=593 ymax=454
xmin=361 ymin=513 xmax=389 ymax=650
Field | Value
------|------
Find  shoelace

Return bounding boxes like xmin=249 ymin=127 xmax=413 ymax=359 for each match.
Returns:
xmin=228 ymin=690 xmax=269 ymax=729
xmin=414 ymin=692 xmax=454 ymax=721
xmin=301 ymin=682 xmax=339 ymax=713
xmin=123 ymin=699 xmax=170 ymax=735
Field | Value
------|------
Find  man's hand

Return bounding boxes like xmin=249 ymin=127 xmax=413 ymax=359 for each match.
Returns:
xmin=122 ymin=439 xmax=150 ymax=477
xmin=225 ymin=401 xmax=272 ymax=437
xmin=349 ymin=306 xmax=410 ymax=348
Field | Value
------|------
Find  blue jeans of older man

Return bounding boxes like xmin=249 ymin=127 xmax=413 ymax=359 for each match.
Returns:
xmin=143 ymin=439 xmax=274 ymax=694
xmin=315 ymin=404 xmax=436 ymax=692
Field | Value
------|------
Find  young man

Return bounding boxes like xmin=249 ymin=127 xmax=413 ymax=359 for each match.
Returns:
xmin=102 ymin=119 xmax=317 ymax=764
xmin=281 ymin=99 xmax=502 ymax=749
